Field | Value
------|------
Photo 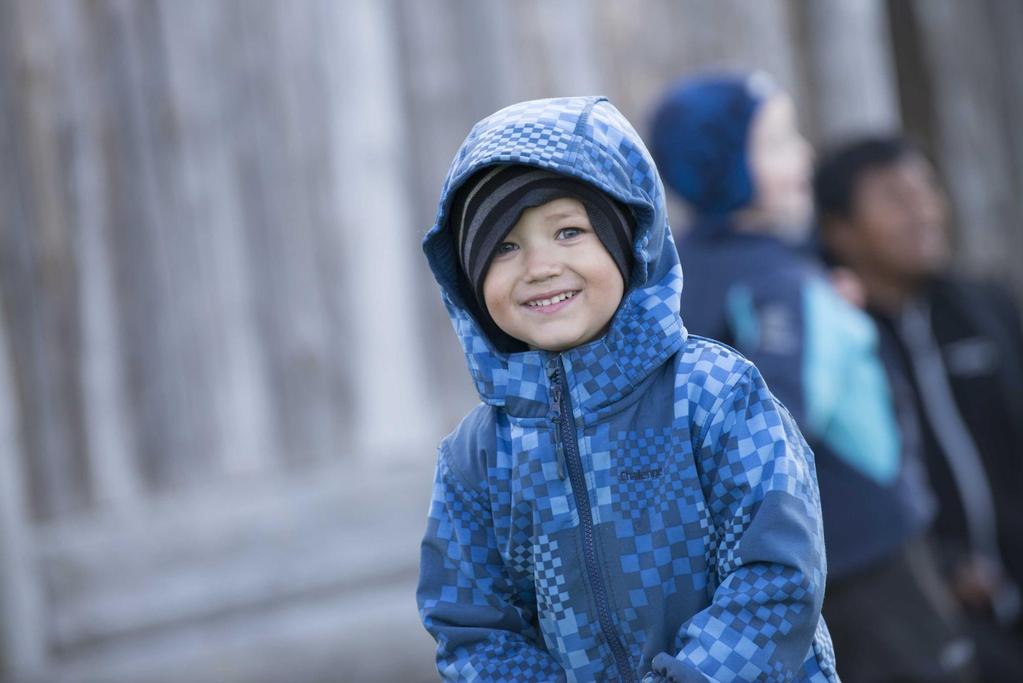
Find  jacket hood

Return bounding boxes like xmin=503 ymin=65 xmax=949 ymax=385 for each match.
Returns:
xmin=423 ymin=96 xmax=686 ymax=411
xmin=649 ymin=73 xmax=774 ymax=217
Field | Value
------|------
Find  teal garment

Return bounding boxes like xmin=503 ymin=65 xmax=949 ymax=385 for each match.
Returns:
xmin=725 ymin=284 xmax=760 ymax=350
xmin=802 ymin=279 xmax=901 ymax=484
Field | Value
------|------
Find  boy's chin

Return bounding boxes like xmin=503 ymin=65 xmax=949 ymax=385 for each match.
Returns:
xmin=514 ymin=331 xmax=577 ymax=353
xmin=528 ymin=342 xmax=577 ymax=353
xmin=522 ymin=329 xmax=604 ymax=353
xmin=499 ymin=317 xmax=619 ymax=354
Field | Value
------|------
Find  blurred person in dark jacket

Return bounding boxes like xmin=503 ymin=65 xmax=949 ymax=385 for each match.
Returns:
xmin=815 ymin=135 xmax=1023 ymax=680
xmin=650 ymin=72 xmax=976 ymax=683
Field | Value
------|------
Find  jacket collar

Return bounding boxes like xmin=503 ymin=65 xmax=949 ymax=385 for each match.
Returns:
xmin=443 ymin=262 xmax=686 ymax=418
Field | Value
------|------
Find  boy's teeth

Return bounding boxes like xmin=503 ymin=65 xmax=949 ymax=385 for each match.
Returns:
xmin=528 ymin=291 xmax=575 ymax=307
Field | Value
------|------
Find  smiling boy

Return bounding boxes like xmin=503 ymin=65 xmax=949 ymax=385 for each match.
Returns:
xmin=417 ymin=96 xmax=838 ymax=682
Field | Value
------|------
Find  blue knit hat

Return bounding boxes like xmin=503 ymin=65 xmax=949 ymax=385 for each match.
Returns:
xmin=650 ymin=72 xmax=777 ymax=216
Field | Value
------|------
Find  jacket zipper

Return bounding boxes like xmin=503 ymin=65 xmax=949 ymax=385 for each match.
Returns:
xmin=549 ymin=357 xmax=635 ymax=682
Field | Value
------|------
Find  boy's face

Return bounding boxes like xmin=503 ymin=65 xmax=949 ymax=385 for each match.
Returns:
xmin=482 ymin=197 xmax=625 ymax=352
xmin=828 ymin=155 xmax=949 ymax=285
xmin=747 ymin=95 xmax=814 ymax=233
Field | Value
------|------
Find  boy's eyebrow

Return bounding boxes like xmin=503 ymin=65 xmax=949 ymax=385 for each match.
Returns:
xmin=543 ymin=210 xmax=589 ymax=222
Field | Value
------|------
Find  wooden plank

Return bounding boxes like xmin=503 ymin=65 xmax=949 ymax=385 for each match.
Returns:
xmin=37 ymin=459 xmax=433 ymax=653
xmin=0 ymin=290 xmax=46 ymax=683
xmin=910 ymin=0 xmax=1019 ymax=281
xmin=799 ymin=0 xmax=901 ymax=141
xmin=47 ymin=0 xmax=144 ymax=514
xmin=315 ymin=0 xmax=434 ymax=460
xmin=984 ymin=0 xmax=1023 ymax=301
xmin=0 ymin=0 xmax=93 ymax=521
xmin=85 ymin=0 xmax=222 ymax=490
xmin=153 ymin=0 xmax=281 ymax=475
xmin=49 ymin=579 xmax=436 ymax=683
xmin=519 ymin=0 xmax=605 ymax=97
xmin=393 ymin=0 xmax=491 ymax=430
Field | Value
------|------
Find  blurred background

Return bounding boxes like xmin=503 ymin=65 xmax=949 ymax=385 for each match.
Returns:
xmin=1 ymin=1 xmax=1021 ymax=681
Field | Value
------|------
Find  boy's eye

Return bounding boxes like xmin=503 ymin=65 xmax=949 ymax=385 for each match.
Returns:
xmin=557 ymin=227 xmax=584 ymax=240
xmin=495 ymin=242 xmax=518 ymax=255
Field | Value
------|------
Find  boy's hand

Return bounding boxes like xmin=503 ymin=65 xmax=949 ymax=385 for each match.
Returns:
xmin=829 ymin=267 xmax=866 ymax=308
xmin=952 ymin=554 xmax=1004 ymax=611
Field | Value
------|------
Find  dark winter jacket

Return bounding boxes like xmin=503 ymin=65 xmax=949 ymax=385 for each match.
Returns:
xmin=873 ymin=277 xmax=1023 ymax=603
xmin=418 ymin=96 xmax=838 ymax=682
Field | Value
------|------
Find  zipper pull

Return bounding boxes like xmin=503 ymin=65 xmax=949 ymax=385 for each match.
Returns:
xmin=548 ymin=359 xmax=562 ymax=416
xmin=550 ymin=382 xmax=562 ymax=418
xmin=547 ymin=360 xmax=567 ymax=480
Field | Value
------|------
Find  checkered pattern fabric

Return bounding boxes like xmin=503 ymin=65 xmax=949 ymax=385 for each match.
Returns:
xmin=419 ymin=97 xmax=838 ymax=681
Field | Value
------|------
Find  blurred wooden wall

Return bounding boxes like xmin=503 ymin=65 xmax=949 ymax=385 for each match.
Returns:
xmin=0 ymin=1 xmax=1019 ymax=681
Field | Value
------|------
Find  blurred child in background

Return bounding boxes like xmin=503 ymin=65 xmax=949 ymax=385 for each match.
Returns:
xmin=650 ymin=72 xmax=976 ymax=682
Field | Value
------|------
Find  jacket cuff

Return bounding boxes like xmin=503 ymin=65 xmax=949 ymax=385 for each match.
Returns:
xmin=650 ymin=652 xmax=710 ymax=683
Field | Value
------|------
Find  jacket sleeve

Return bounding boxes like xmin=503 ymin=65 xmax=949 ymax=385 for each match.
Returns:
xmin=417 ymin=444 xmax=566 ymax=682
xmin=649 ymin=366 xmax=828 ymax=682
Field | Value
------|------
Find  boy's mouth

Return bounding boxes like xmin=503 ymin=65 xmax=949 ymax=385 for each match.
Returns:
xmin=522 ymin=290 xmax=579 ymax=312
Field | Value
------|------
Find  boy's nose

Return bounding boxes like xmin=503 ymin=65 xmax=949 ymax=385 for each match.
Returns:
xmin=523 ymin=251 xmax=562 ymax=282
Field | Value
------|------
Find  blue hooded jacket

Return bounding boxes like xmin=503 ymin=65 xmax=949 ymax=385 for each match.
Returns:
xmin=418 ymin=96 xmax=839 ymax=682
